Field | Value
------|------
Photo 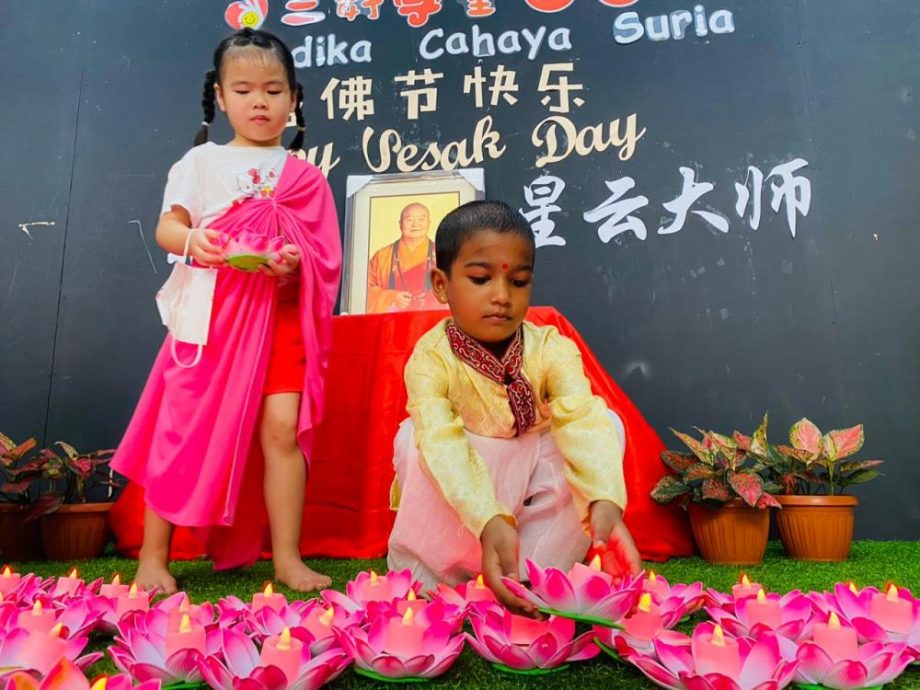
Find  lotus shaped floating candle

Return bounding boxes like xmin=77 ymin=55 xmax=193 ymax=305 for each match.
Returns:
xmin=220 ymin=232 xmax=285 ymax=271
xmin=707 ymin=589 xmax=818 ymax=640
xmin=642 ymin=570 xmax=705 ymax=614
xmin=50 ymin=569 xmax=86 ymax=599
xmin=252 ymin=583 xmax=287 ymax=614
xmin=2 ymin=657 xmax=161 ymax=690
xmin=707 ymin=573 xmax=764 ymax=609
xmin=156 ymin=592 xmax=215 ymax=632
xmin=109 ymin=608 xmax=219 ymax=685
xmin=98 ymin=574 xmax=130 ymax=600
xmin=465 ymin=603 xmax=598 ymax=674
xmin=365 ymin=592 xmax=465 ymax=635
xmin=812 ymin=583 xmax=919 ymax=653
xmin=0 ymin=624 xmax=102 ymax=677
xmin=795 ymin=615 xmax=914 ymax=690
xmin=433 ymin=574 xmax=498 ymax=612
xmin=245 ymin=600 xmax=358 ymax=656
xmin=334 ymin=607 xmax=464 ymax=682
xmin=628 ymin=622 xmax=799 ymax=690
xmin=323 ymin=569 xmax=420 ymax=615
xmin=199 ymin=626 xmax=350 ymax=690
xmin=595 ymin=592 xmax=690 ymax=660
xmin=0 ymin=569 xmax=45 ymax=604
xmin=501 ymin=558 xmax=642 ymax=626
xmin=0 ymin=566 xmax=23 ymax=597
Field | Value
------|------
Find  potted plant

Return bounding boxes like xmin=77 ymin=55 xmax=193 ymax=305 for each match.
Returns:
xmin=24 ymin=441 xmax=122 ymax=561
xmin=737 ymin=414 xmax=881 ymax=561
xmin=0 ymin=433 xmax=44 ymax=561
xmin=651 ymin=427 xmax=781 ymax=565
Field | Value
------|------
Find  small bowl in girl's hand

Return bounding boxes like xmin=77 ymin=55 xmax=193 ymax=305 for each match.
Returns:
xmin=219 ymin=232 xmax=285 ymax=271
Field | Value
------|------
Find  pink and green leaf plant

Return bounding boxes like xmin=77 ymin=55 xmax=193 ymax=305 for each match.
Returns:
xmin=3 ymin=657 xmax=160 ymax=690
xmin=465 ymin=602 xmax=598 ymax=674
xmin=108 ymin=608 xmax=220 ymax=685
xmin=501 ymin=559 xmax=642 ymax=626
xmin=321 ymin=569 xmax=420 ymax=615
xmin=0 ymin=627 xmax=102 ymax=679
xmin=628 ymin=621 xmax=799 ymax=690
xmin=198 ymin=626 xmax=350 ymax=690
xmin=333 ymin=607 xmax=464 ymax=681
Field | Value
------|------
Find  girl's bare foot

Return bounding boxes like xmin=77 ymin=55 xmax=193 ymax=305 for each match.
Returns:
xmin=274 ymin=556 xmax=331 ymax=592
xmin=135 ymin=552 xmax=177 ymax=594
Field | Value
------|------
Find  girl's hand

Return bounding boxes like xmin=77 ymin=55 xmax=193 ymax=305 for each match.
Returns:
xmin=480 ymin=515 xmax=537 ymax=617
xmin=589 ymin=500 xmax=642 ymax=578
xmin=260 ymin=244 xmax=300 ymax=277
xmin=188 ymin=228 xmax=225 ymax=267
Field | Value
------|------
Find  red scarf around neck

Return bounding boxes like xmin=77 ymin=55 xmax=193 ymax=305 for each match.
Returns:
xmin=445 ymin=321 xmax=537 ymax=436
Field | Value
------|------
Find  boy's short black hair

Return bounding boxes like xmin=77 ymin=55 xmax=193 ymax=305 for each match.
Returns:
xmin=435 ymin=200 xmax=536 ymax=274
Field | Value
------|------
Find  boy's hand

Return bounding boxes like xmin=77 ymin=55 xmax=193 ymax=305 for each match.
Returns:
xmin=589 ymin=500 xmax=642 ymax=578
xmin=188 ymin=228 xmax=225 ymax=267
xmin=480 ymin=515 xmax=536 ymax=616
xmin=261 ymin=244 xmax=300 ymax=277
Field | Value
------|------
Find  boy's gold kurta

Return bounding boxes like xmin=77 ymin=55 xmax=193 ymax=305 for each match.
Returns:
xmin=391 ymin=319 xmax=627 ymax=539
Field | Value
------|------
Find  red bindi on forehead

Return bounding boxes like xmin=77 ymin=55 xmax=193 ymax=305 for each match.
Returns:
xmin=501 ymin=262 xmax=509 ymax=270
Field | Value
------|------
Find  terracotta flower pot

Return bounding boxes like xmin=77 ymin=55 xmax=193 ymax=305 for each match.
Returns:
xmin=0 ymin=503 xmax=43 ymax=561
xmin=688 ymin=499 xmax=770 ymax=565
xmin=40 ymin=502 xmax=113 ymax=561
xmin=774 ymin=495 xmax=857 ymax=562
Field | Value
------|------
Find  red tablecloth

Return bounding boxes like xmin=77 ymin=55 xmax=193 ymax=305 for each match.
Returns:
xmin=111 ymin=307 xmax=692 ymax=562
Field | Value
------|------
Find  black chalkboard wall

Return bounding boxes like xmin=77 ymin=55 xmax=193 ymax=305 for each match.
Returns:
xmin=2 ymin=1 xmax=918 ymax=539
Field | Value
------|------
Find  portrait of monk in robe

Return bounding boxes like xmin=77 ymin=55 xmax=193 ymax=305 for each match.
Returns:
xmin=366 ymin=202 xmax=442 ymax=313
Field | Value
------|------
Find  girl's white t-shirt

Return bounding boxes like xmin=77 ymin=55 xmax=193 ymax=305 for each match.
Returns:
xmin=161 ymin=142 xmax=288 ymax=229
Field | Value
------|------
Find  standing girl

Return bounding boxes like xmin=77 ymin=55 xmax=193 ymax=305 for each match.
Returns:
xmin=112 ymin=28 xmax=341 ymax=594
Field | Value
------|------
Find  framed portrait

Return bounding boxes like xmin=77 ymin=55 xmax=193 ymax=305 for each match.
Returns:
xmin=342 ymin=169 xmax=485 ymax=315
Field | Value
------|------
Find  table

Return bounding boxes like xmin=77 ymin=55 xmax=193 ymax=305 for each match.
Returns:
xmin=110 ymin=307 xmax=693 ymax=562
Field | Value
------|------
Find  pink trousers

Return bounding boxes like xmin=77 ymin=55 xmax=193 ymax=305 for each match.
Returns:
xmin=386 ymin=412 xmax=625 ymax=590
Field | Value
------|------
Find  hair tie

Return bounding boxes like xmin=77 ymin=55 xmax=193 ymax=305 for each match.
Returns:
xmin=297 ymin=126 xmax=305 ymax=132
xmin=201 ymin=121 xmax=210 ymax=127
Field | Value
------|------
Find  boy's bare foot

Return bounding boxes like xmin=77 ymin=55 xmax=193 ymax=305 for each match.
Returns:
xmin=135 ymin=554 xmax=177 ymax=595
xmin=274 ymin=556 xmax=332 ymax=592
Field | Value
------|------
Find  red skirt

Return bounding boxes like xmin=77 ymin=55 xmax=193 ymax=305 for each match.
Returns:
xmin=263 ymin=282 xmax=305 ymax=395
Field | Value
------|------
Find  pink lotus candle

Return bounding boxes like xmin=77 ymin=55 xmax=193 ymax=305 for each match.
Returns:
xmin=260 ymin=626 xmax=303 ymax=683
xmin=466 ymin=574 xmax=495 ymax=603
xmin=166 ymin=594 xmax=204 ymax=632
xmin=624 ymin=593 xmax=664 ymax=640
xmin=252 ymin=582 xmax=286 ymax=612
xmin=870 ymin=584 xmax=913 ymax=635
xmin=395 ymin=589 xmax=428 ymax=616
xmin=303 ymin=605 xmax=336 ymax=641
xmin=0 ymin=565 xmax=21 ymax=596
xmin=100 ymin=574 xmax=130 ymax=599
xmin=354 ymin=570 xmax=394 ymax=603
xmin=731 ymin=573 xmax=762 ymax=600
xmin=569 ymin=555 xmax=614 ymax=589
xmin=165 ymin=613 xmax=206 ymax=659
xmin=53 ymin=568 xmax=83 ymax=597
xmin=643 ymin=570 xmax=670 ymax=600
xmin=116 ymin=583 xmax=150 ymax=618
xmin=692 ymin=624 xmax=740 ymax=677
xmin=813 ymin=611 xmax=858 ymax=662
xmin=744 ymin=588 xmax=782 ymax=630
xmin=384 ymin=608 xmax=425 ymax=656
xmin=29 ymin=623 xmax=70 ymax=674
xmin=17 ymin=599 xmax=56 ymax=634
xmin=507 ymin=613 xmax=549 ymax=646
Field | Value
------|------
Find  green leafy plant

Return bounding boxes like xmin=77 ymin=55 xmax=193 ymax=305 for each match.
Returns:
xmin=0 ymin=432 xmax=42 ymax=504
xmin=651 ymin=427 xmax=781 ymax=509
xmin=735 ymin=414 xmax=882 ymax=496
xmin=22 ymin=442 xmax=121 ymax=521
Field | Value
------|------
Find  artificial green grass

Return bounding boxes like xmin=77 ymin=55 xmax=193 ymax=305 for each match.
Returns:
xmin=14 ymin=541 xmax=920 ymax=689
